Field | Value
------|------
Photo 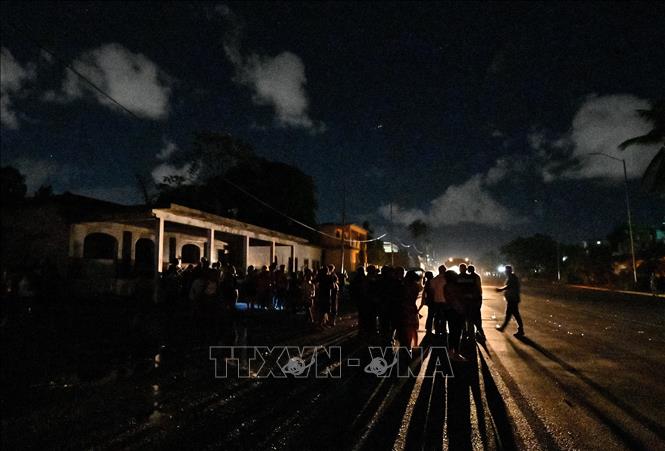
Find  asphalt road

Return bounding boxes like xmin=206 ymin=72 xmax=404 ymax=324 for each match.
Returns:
xmin=479 ymin=284 xmax=665 ymax=451
xmin=2 ymin=286 xmax=664 ymax=450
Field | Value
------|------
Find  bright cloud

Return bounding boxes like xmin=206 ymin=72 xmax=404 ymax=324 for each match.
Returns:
xmin=380 ymin=159 xmax=525 ymax=227
xmin=48 ymin=43 xmax=172 ymax=120
xmin=533 ymin=94 xmax=660 ymax=181
xmin=219 ymin=5 xmax=323 ymax=131
xmin=239 ymin=52 xmax=315 ymax=128
xmin=1 ymin=47 xmax=36 ymax=129
xmin=155 ymin=139 xmax=178 ymax=161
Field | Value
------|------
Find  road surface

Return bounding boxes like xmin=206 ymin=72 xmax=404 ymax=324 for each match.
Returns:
xmin=2 ymin=285 xmax=664 ymax=450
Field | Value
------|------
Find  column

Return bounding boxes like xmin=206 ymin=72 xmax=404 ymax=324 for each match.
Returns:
xmin=241 ymin=235 xmax=249 ymax=271
xmin=154 ymin=216 xmax=164 ymax=275
xmin=270 ymin=241 xmax=276 ymax=266
xmin=290 ymin=245 xmax=295 ymax=272
xmin=207 ymin=228 xmax=215 ymax=263
xmin=153 ymin=216 xmax=164 ymax=304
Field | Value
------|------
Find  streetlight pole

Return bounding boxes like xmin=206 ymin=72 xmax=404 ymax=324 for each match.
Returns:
xmin=588 ymin=152 xmax=638 ymax=285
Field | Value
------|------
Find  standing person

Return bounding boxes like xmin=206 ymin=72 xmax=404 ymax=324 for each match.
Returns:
xmin=256 ymin=266 xmax=272 ymax=310
xmin=366 ymin=265 xmax=380 ymax=334
xmin=274 ymin=265 xmax=288 ymax=310
xmin=445 ymin=270 xmax=466 ymax=361
xmin=221 ymin=265 xmax=239 ymax=310
xmin=316 ymin=267 xmax=333 ymax=327
xmin=350 ymin=267 xmax=369 ymax=335
xmin=246 ymin=266 xmax=258 ymax=309
xmin=301 ymin=271 xmax=316 ymax=324
xmin=377 ymin=266 xmax=394 ymax=338
xmin=467 ymin=265 xmax=485 ymax=340
xmin=389 ymin=267 xmax=406 ymax=340
xmin=419 ymin=271 xmax=435 ymax=331
xmin=399 ymin=270 xmax=423 ymax=350
xmin=328 ymin=265 xmax=340 ymax=326
xmin=495 ymin=265 xmax=524 ymax=337
xmin=456 ymin=263 xmax=477 ymax=340
xmin=428 ymin=265 xmax=448 ymax=336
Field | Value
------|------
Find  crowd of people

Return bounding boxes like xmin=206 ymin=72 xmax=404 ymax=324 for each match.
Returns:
xmin=349 ymin=263 xmax=486 ymax=361
xmin=160 ymin=258 xmax=524 ymax=360
xmin=159 ymin=259 xmax=347 ymax=334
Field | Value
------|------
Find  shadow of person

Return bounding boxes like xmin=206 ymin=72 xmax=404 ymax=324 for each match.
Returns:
xmin=511 ymin=334 xmax=665 ymax=443
xmin=446 ymin=343 xmax=475 ymax=450
xmin=477 ymin=347 xmax=519 ymax=450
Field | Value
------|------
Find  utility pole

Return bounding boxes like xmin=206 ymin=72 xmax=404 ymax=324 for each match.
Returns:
xmin=389 ymin=202 xmax=394 ymax=266
xmin=556 ymin=241 xmax=561 ymax=282
xmin=588 ymin=153 xmax=638 ymax=285
xmin=340 ymin=179 xmax=346 ymax=276
xmin=622 ymin=159 xmax=638 ymax=286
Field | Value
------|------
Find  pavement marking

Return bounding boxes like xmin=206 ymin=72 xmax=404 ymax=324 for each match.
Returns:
xmin=568 ymin=284 xmax=665 ymax=298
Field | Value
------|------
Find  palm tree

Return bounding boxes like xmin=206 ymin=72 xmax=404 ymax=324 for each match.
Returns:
xmin=618 ymin=100 xmax=665 ymax=194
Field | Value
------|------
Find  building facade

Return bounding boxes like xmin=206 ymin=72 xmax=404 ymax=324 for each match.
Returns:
xmin=2 ymin=194 xmax=323 ymax=296
xmin=319 ymin=223 xmax=368 ymax=272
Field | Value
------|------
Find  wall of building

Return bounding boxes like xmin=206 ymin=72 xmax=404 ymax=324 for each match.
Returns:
xmin=245 ymin=243 xmax=322 ymax=271
xmin=295 ymin=244 xmax=323 ymax=271
xmin=70 ymin=222 xmax=228 ymax=271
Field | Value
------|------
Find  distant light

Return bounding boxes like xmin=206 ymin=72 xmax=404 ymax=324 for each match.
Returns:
xmin=448 ymin=258 xmax=453 ymax=262
xmin=497 ymin=265 xmax=506 ymax=273
xmin=562 ymin=256 xmax=568 ymax=262
xmin=596 ymin=240 xmax=602 ymax=245
xmin=465 ymin=258 xmax=469 ymax=262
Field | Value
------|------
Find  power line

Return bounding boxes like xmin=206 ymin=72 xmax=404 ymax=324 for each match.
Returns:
xmin=4 ymin=17 xmax=399 ymax=246
xmin=221 ymin=177 xmax=386 ymax=243
xmin=5 ymin=20 xmax=144 ymax=121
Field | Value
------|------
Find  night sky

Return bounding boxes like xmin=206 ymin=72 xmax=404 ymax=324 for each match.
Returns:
xmin=2 ymin=1 xmax=664 ymax=258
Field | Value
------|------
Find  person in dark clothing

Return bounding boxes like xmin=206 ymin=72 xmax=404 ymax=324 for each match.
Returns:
xmin=350 ymin=267 xmax=369 ymax=335
xmin=389 ymin=266 xmax=406 ymax=338
xmin=467 ymin=265 xmax=485 ymax=340
xmin=221 ymin=265 xmax=239 ymax=310
xmin=456 ymin=263 xmax=478 ymax=340
xmin=366 ymin=265 xmax=380 ymax=334
xmin=274 ymin=265 xmax=288 ymax=310
xmin=419 ymin=271 xmax=435 ymax=333
xmin=316 ymin=267 xmax=333 ymax=327
xmin=444 ymin=270 xmax=466 ymax=361
xmin=495 ymin=265 xmax=524 ymax=336
xmin=378 ymin=266 xmax=394 ymax=338
xmin=398 ymin=270 xmax=422 ymax=350
xmin=328 ymin=265 xmax=340 ymax=326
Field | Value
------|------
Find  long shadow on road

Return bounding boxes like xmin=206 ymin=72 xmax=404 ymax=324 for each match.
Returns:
xmin=377 ymin=335 xmax=519 ymax=451
xmin=507 ymin=336 xmax=661 ymax=450
xmin=515 ymin=335 xmax=665 ymax=442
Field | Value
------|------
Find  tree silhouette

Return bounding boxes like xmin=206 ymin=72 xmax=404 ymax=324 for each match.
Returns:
xmin=619 ymin=100 xmax=665 ymax=194
xmin=1 ymin=166 xmax=27 ymax=204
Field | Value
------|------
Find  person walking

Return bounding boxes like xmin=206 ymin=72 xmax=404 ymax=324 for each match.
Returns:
xmin=495 ymin=265 xmax=524 ymax=337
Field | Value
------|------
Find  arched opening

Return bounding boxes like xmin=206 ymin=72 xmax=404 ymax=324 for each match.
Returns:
xmin=135 ymin=238 xmax=155 ymax=274
xmin=181 ymin=244 xmax=201 ymax=264
xmin=83 ymin=233 xmax=118 ymax=259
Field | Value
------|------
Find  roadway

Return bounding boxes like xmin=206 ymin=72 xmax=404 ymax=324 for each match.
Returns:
xmin=2 ymin=285 xmax=664 ymax=450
